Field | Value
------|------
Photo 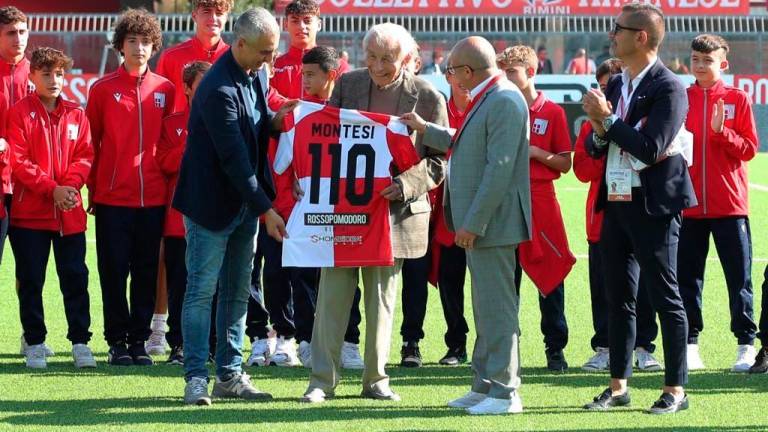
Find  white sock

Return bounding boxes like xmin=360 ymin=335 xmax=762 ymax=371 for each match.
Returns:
xmin=151 ymin=314 xmax=168 ymax=332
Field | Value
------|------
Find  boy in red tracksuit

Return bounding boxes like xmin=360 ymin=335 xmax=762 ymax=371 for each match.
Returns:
xmin=0 ymin=5 xmax=33 ymax=274
xmin=271 ymin=0 xmax=321 ymax=99
xmin=156 ymin=0 xmax=231 ymax=113
xmin=149 ymin=0 xmax=232 ymax=357
xmin=427 ymin=71 xmax=470 ymax=366
xmin=6 ymin=47 xmax=95 ymax=369
xmin=574 ymin=58 xmax=661 ymax=373
xmin=156 ymin=61 xmax=211 ymax=366
xmin=678 ymin=34 xmax=760 ymax=372
xmin=85 ymin=9 xmax=175 ymax=367
xmin=498 ymin=45 xmax=576 ymax=372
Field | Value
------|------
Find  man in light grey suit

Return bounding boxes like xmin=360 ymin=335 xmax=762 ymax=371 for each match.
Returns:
xmin=401 ymin=36 xmax=531 ymax=415
xmin=301 ymin=22 xmax=448 ymax=404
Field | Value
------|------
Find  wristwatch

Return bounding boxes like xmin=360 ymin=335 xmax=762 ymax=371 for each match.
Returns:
xmin=602 ymin=115 xmax=616 ymax=133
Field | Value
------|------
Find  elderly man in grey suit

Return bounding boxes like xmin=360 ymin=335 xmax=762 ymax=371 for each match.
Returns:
xmin=401 ymin=36 xmax=531 ymax=415
xmin=301 ymin=22 xmax=448 ymax=403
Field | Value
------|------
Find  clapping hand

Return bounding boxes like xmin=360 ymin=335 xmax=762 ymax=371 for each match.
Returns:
xmin=711 ymin=98 xmax=725 ymax=134
xmin=582 ymin=89 xmax=613 ymax=122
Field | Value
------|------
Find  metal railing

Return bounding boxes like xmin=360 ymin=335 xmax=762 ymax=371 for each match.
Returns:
xmin=28 ymin=13 xmax=768 ymax=35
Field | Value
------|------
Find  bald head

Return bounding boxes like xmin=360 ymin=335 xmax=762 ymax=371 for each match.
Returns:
xmin=449 ymin=36 xmax=497 ymax=72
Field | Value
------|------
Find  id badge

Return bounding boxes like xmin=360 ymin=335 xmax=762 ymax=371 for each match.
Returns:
xmin=606 ymin=168 xmax=632 ymax=201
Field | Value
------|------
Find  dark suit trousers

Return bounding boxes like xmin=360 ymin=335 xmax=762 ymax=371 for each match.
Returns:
xmin=0 ymin=194 xmax=10 ymax=265
xmin=588 ymin=241 xmax=658 ymax=352
xmin=438 ymin=244 xmax=469 ymax=351
xmin=247 ymin=224 xmax=362 ymax=343
xmin=401 ymin=251 xmax=431 ymax=342
xmin=514 ymin=253 xmax=569 ymax=352
xmin=96 ymin=205 xmax=164 ymax=346
xmin=678 ymin=217 xmax=756 ymax=345
xmin=601 ymin=193 xmax=688 ymax=386
xmin=759 ymin=265 xmax=768 ymax=346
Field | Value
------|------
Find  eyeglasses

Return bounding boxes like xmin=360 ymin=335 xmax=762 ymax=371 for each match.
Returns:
xmin=612 ymin=22 xmax=644 ymax=34
xmin=446 ymin=64 xmax=474 ymax=75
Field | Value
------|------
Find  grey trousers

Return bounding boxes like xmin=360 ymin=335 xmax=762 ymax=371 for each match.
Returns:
xmin=467 ymin=245 xmax=521 ymax=399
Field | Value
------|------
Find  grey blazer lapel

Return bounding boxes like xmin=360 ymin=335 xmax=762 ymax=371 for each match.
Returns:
xmin=354 ymin=73 xmax=372 ymax=111
xmin=453 ymin=83 xmax=499 ymax=144
xmin=397 ymin=73 xmax=419 ymax=115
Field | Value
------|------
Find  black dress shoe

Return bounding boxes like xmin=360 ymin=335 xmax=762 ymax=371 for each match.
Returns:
xmin=546 ymin=349 xmax=568 ymax=372
xmin=583 ymin=387 xmax=631 ymax=411
xmin=439 ymin=347 xmax=468 ymax=366
xmin=400 ymin=341 xmax=422 ymax=368
xmin=749 ymin=346 xmax=768 ymax=374
xmin=648 ymin=392 xmax=688 ymax=414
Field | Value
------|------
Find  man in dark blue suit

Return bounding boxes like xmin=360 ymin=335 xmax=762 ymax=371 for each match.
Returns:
xmin=173 ymin=7 xmax=290 ymax=406
xmin=581 ymin=4 xmax=696 ymax=414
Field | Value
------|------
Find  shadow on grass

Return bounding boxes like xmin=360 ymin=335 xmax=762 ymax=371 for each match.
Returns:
xmin=0 ymin=397 xmax=466 ymax=426
xmin=0 ymin=396 xmax=765 ymax=430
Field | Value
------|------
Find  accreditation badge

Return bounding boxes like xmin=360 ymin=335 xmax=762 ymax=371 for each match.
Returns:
xmin=606 ymin=168 xmax=632 ymax=202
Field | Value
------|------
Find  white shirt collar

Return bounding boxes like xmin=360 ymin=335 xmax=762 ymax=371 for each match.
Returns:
xmin=621 ymin=56 xmax=657 ymax=93
xmin=469 ymin=74 xmax=496 ymax=101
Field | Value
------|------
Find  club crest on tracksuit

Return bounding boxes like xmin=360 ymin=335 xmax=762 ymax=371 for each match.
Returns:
xmin=154 ymin=92 xmax=166 ymax=109
xmin=532 ymin=118 xmax=549 ymax=135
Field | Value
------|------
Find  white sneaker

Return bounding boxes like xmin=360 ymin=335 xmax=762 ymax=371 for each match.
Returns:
xmin=246 ymin=337 xmax=273 ymax=367
xmin=298 ymin=340 xmax=312 ymax=368
xmin=732 ymin=344 xmax=757 ymax=373
xmin=687 ymin=344 xmax=705 ymax=370
xmin=20 ymin=335 xmax=54 ymax=357
xmin=270 ymin=336 xmax=300 ymax=367
xmin=447 ymin=391 xmax=488 ymax=408
xmin=146 ymin=330 xmax=167 ymax=356
xmin=25 ymin=344 xmax=47 ymax=369
xmin=72 ymin=344 xmax=97 ymax=368
xmin=341 ymin=342 xmax=364 ymax=369
xmin=467 ymin=394 xmax=523 ymax=415
xmin=635 ymin=347 xmax=663 ymax=371
xmin=582 ymin=347 xmax=610 ymax=371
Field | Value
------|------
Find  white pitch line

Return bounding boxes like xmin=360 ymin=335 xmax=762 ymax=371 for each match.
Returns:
xmin=749 ymin=182 xmax=768 ymax=192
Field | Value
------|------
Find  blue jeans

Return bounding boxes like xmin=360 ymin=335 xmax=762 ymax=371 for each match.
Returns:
xmin=182 ymin=207 xmax=257 ymax=382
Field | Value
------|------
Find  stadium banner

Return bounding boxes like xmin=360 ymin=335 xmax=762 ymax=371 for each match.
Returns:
xmin=62 ymin=74 xmax=100 ymax=106
xmin=735 ymin=75 xmax=768 ymax=106
xmin=275 ymin=0 xmax=749 ymax=16
xmin=4 ymin=0 xmax=121 ymax=13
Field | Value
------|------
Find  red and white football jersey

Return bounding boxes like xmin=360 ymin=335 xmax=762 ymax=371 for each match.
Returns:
xmin=275 ymin=101 xmax=420 ymax=267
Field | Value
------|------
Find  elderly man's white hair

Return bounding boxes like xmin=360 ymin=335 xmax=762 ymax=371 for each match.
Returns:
xmin=233 ymin=7 xmax=279 ymax=41
xmin=362 ymin=23 xmax=416 ymax=61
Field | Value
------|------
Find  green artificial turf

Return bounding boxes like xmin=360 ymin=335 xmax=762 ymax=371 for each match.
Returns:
xmin=0 ymin=155 xmax=766 ymax=432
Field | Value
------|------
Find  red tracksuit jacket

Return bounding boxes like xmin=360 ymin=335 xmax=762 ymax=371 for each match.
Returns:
xmin=0 ymin=91 xmax=7 ymax=219
xmin=85 ymin=65 xmax=175 ymax=208
xmin=6 ymin=95 xmax=93 ymax=235
xmin=1 ymin=56 xmax=33 ymax=194
xmin=684 ymin=80 xmax=759 ymax=219
xmin=156 ymin=37 xmax=229 ymax=113
xmin=155 ymin=109 xmax=189 ymax=237
xmin=572 ymin=121 xmax=605 ymax=243
xmin=518 ymin=93 xmax=576 ymax=296
xmin=271 ymin=46 xmax=307 ymax=99
xmin=427 ymin=96 xmax=466 ymax=286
